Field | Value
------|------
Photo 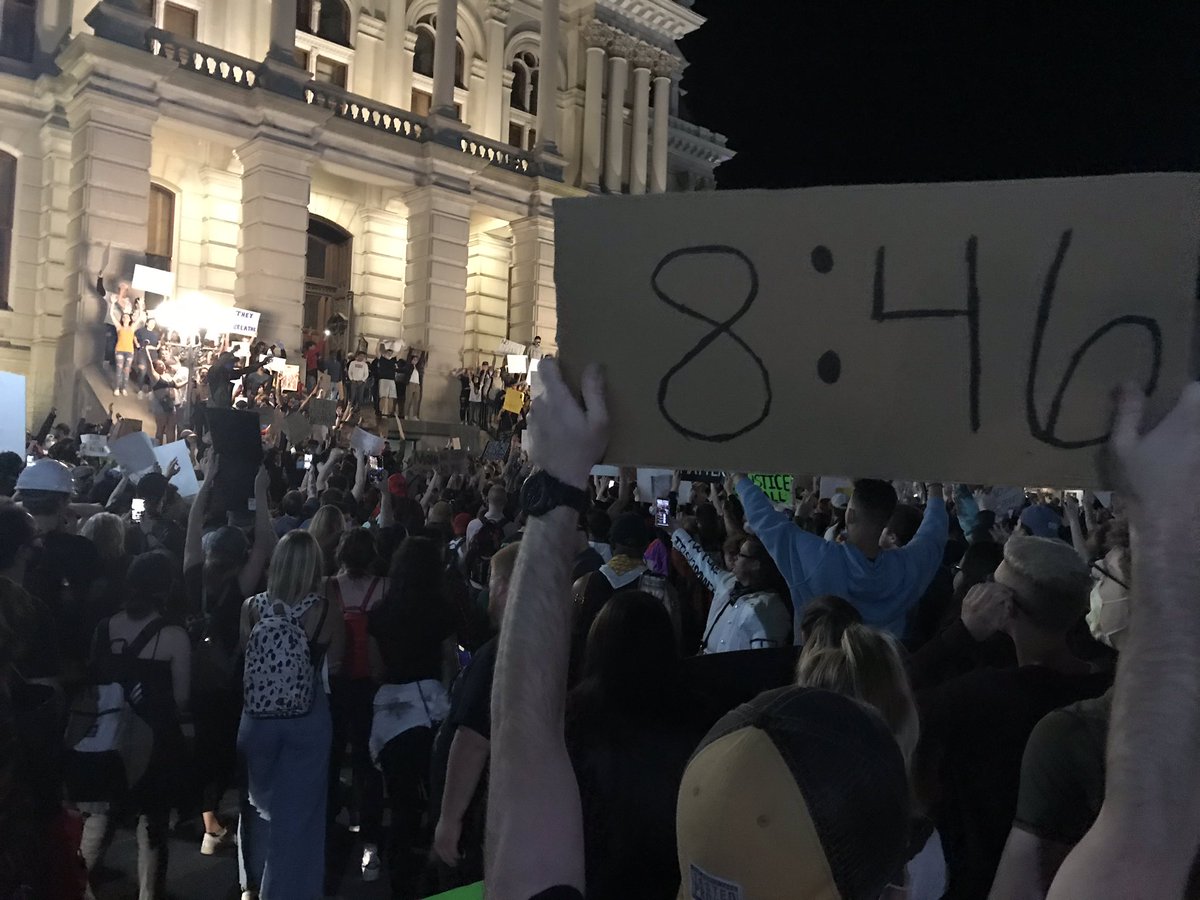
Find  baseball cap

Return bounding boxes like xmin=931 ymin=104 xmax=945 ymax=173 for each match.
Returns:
xmin=830 ymin=493 xmax=850 ymax=510
xmin=136 ymin=472 xmax=170 ymax=503
xmin=15 ymin=458 xmax=75 ymax=495
xmin=428 ymin=501 xmax=452 ymax=526
xmin=676 ymin=687 xmax=910 ymax=900
xmin=388 ymin=473 xmax=409 ymax=498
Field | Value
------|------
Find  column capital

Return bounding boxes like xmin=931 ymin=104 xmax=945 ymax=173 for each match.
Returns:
xmin=235 ymin=133 xmax=318 ymax=171
xmin=608 ymin=32 xmax=638 ymax=60
xmin=629 ymin=44 xmax=659 ymax=72
xmin=486 ymin=0 xmax=513 ymax=23
xmin=652 ymin=51 xmax=683 ymax=79
xmin=581 ymin=19 xmax=616 ymax=49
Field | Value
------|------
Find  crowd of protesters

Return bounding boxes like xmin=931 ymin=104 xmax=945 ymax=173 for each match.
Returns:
xmin=1 ymin=354 xmax=1196 ymax=900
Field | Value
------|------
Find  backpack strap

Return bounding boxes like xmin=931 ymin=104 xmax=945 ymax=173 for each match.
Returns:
xmin=123 ymin=618 xmax=169 ymax=659
xmin=361 ymin=577 xmax=381 ymax=610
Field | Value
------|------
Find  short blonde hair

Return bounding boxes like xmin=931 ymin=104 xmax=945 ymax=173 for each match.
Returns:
xmin=1003 ymin=535 xmax=1090 ymax=629
xmin=796 ymin=623 xmax=919 ymax=769
xmin=267 ymin=530 xmax=323 ymax=606
xmin=81 ymin=512 xmax=128 ymax=561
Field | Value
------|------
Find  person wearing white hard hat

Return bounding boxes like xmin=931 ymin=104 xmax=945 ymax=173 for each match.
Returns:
xmin=14 ymin=457 xmax=102 ymax=676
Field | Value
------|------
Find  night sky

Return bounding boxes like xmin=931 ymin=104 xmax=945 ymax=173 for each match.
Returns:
xmin=681 ymin=1 xmax=1200 ymax=189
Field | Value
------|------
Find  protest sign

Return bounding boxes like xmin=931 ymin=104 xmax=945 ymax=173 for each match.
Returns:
xmin=555 ymin=174 xmax=1200 ymax=487
xmin=503 ymin=388 xmax=524 ymax=414
xmin=351 ymin=427 xmax=386 ymax=457
xmin=0 ymin=371 xmax=25 ymax=456
xmin=680 ymin=470 xmax=724 ymax=483
xmin=154 ymin=440 xmax=199 ymax=497
xmin=224 ymin=307 xmax=261 ymax=336
xmin=308 ymin=398 xmax=338 ymax=427
xmin=750 ymin=473 xmax=793 ymax=504
xmin=110 ymin=432 xmax=157 ymax=475
xmin=207 ymin=407 xmax=263 ymax=507
xmin=109 ymin=418 xmax=143 ymax=441
xmin=819 ymin=476 xmax=853 ymax=500
xmin=591 ymin=464 xmax=620 ymax=479
xmin=482 ymin=439 xmax=508 ymax=462
xmin=636 ymin=468 xmax=673 ymax=501
xmin=278 ymin=364 xmax=301 ymax=392
xmin=282 ymin=413 xmax=311 ymax=446
xmin=79 ymin=434 xmax=109 ymax=458
xmin=132 ymin=263 xmax=174 ymax=297
xmin=497 ymin=338 xmax=526 ymax=356
xmin=507 ymin=355 xmax=528 ymax=374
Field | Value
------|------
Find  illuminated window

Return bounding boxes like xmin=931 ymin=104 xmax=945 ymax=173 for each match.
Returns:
xmin=146 ymin=184 xmax=175 ymax=272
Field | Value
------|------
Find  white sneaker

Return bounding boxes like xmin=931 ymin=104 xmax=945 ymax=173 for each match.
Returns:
xmin=361 ymin=843 xmax=381 ymax=882
xmin=201 ymin=826 xmax=235 ymax=855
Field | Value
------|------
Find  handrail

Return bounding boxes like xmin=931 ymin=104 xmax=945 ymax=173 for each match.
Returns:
xmin=458 ymin=132 xmax=538 ymax=176
xmin=146 ymin=28 xmax=259 ymax=89
xmin=305 ymin=81 xmax=427 ymax=142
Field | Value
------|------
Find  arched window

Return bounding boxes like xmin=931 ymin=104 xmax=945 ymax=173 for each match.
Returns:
xmin=510 ymin=50 xmax=539 ymax=112
xmin=0 ymin=152 xmax=13 ymax=310
xmin=297 ymin=0 xmax=351 ymax=46
xmin=146 ymin=184 xmax=175 ymax=273
xmin=413 ymin=14 xmax=466 ymax=86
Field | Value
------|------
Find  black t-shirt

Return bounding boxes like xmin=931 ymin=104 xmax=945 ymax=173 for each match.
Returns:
xmin=24 ymin=531 xmax=101 ymax=665
xmin=184 ymin=563 xmax=245 ymax=653
xmin=918 ymin=665 xmax=1112 ymax=899
xmin=374 ymin=356 xmax=398 ymax=382
xmin=430 ymin=636 xmax=500 ymax=813
xmin=367 ymin=592 xmax=455 ymax=684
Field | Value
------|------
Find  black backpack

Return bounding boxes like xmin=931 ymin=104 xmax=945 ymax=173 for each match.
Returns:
xmin=464 ymin=517 xmax=506 ymax=587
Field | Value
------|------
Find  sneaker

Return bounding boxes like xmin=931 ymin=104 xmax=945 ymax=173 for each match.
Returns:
xmin=201 ymin=826 xmax=235 ymax=855
xmin=361 ymin=844 xmax=381 ymax=882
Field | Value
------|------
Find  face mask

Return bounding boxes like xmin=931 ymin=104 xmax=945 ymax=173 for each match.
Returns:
xmin=1087 ymin=583 xmax=1129 ymax=649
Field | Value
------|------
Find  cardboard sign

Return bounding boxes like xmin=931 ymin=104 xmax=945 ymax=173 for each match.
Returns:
xmin=154 ymin=440 xmax=199 ymax=497
xmin=308 ymin=398 xmax=338 ymax=427
xmin=109 ymin=432 xmax=157 ymax=475
xmin=351 ymin=427 xmax=386 ymax=457
xmin=225 ymin=307 xmax=261 ymax=336
xmin=282 ymin=413 xmax=311 ymax=446
xmin=109 ymin=418 xmax=143 ymax=442
xmin=750 ymin=473 xmax=794 ymax=504
xmin=497 ymin=338 xmax=526 ymax=356
xmin=0 ymin=371 xmax=25 ymax=456
xmin=502 ymin=388 xmax=525 ymax=414
xmin=555 ymin=174 xmax=1200 ymax=487
xmin=278 ymin=364 xmax=301 ymax=393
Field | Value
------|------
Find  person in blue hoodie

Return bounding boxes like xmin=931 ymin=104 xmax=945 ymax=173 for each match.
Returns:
xmin=734 ymin=475 xmax=948 ymax=640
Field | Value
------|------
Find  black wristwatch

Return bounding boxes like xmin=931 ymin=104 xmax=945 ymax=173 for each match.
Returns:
xmin=521 ymin=469 xmax=589 ymax=518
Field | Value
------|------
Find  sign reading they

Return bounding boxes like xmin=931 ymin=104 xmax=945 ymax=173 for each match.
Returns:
xmin=554 ymin=174 xmax=1200 ymax=487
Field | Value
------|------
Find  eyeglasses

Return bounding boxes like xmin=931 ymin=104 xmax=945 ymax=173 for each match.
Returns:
xmin=1091 ymin=562 xmax=1130 ymax=591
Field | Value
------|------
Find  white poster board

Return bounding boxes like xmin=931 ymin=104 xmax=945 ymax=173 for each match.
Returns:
xmin=0 ymin=371 xmax=25 ymax=457
xmin=132 ymin=264 xmax=175 ymax=297
xmin=225 ymin=307 xmax=261 ymax=336
xmin=110 ymin=432 xmax=158 ymax=475
xmin=507 ymin=354 xmax=528 ymax=374
xmin=154 ymin=440 xmax=200 ymax=497
xmin=497 ymin=339 xmax=526 ymax=356
xmin=555 ymin=174 xmax=1200 ymax=487
xmin=350 ymin=426 xmax=386 ymax=457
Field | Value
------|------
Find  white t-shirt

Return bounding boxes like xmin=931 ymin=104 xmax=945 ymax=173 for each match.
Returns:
xmin=347 ymin=360 xmax=369 ymax=381
xmin=469 ymin=381 xmax=482 ymax=403
xmin=410 ymin=368 xmax=420 ymax=386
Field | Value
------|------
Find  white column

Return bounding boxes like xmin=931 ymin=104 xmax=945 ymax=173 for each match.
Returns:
xmin=198 ymin=167 xmax=241 ymax=307
xmin=432 ymin=0 xmax=459 ymax=118
xmin=225 ymin=0 xmax=259 ymax=59
xmin=465 ymin=230 xmax=512 ymax=366
xmin=628 ymin=62 xmax=651 ymax=194
xmin=651 ymin=73 xmax=671 ymax=193
xmin=233 ymin=137 xmax=313 ymax=353
xmin=468 ymin=58 xmax=488 ymax=132
xmin=580 ymin=41 xmax=606 ymax=190
xmin=509 ymin=215 xmax=556 ymax=352
xmin=354 ymin=14 xmax=384 ymax=98
xmin=603 ymin=49 xmax=628 ymax=193
xmin=354 ymin=209 xmax=408 ymax=350
xmin=403 ymin=185 xmax=472 ymax=422
xmin=482 ymin=7 xmax=507 ymax=140
xmin=267 ymin=0 xmax=299 ymax=65
xmin=382 ymin=0 xmax=409 ymax=108
xmin=57 ymin=92 xmax=157 ymax=416
xmin=535 ymin=0 xmax=560 ymax=154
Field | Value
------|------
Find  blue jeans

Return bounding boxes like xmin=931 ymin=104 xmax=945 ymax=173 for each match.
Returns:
xmin=115 ymin=351 xmax=132 ymax=391
xmin=237 ymin=685 xmax=331 ymax=897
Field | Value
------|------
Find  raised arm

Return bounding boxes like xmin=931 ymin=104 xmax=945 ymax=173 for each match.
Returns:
xmin=238 ymin=465 xmax=277 ymax=597
xmin=605 ymin=467 xmax=635 ymax=520
xmin=898 ymin=484 xmax=949 ymax=573
xmin=1063 ymin=494 xmax=1090 ymax=563
xmin=487 ymin=359 xmax=606 ymax=899
xmin=1048 ymin=384 xmax=1200 ymax=900
xmin=734 ymin=473 xmax=824 ymax=594
xmin=671 ymin=527 xmax=733 ymax=596
xmin=184 ymin=455 xmax=217 ymax=573
xmin=352 ymin=447 xmax=367 ymax=503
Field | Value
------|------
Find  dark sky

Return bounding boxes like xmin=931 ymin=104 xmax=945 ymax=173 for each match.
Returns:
xmin=681 ymin=1 xmax=1200 ymax=189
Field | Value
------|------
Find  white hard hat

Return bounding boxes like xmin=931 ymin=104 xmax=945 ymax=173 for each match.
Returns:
xmin=15 ymin=458 xmax=75 ymax=494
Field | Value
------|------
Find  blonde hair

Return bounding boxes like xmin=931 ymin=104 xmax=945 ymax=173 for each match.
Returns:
xmin=307 ymin=504 xmax=346 ymax=573
xmin=81 ymin=512 xmax=127 ymax=561
xmin=267 ymin=530 xmax=323 ymax=606
xmin=796 ymin=623 xmax=919 ymax=768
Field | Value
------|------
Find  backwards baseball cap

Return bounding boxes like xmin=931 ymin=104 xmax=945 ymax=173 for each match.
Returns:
xmin=15 ymin=458 xmax=75 ymax=495
xmin=676 ymin=687 xmax=910 ymax=900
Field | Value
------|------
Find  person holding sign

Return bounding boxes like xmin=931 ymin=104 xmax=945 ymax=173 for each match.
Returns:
xmin=672 ymin=529 xmax=792 ymax=654
xmin=734 ymin=475 xmax=947 ymax=639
